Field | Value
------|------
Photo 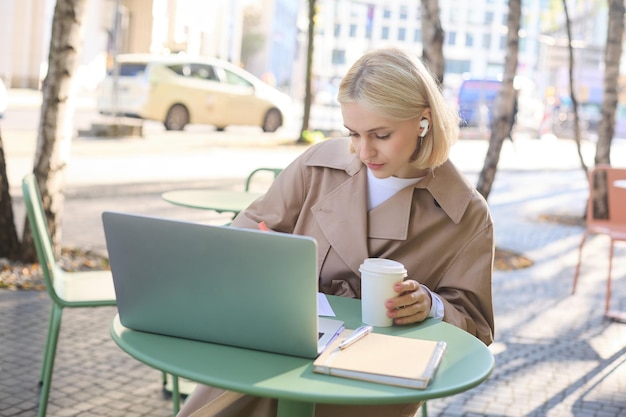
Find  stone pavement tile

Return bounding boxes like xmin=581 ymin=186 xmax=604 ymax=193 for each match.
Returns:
xmin=0 ymin=290 xmax=175 ymax=417
xmin=424 ymin=173 xmax=626 ymax=416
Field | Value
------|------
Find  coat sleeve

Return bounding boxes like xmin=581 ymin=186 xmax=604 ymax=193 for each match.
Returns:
xmin=231 ymin=153 xmax=308 ymax=232
xmin=435 ymin=222 xmax=495 ymax=346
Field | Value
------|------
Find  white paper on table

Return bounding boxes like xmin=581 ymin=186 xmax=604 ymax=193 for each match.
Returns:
xmin=317 ymin=292 xmax=336 ymax=317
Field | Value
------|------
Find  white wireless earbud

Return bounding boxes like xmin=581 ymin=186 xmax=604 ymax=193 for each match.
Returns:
xmin=419 ymin=119 xmax=429 ymax=138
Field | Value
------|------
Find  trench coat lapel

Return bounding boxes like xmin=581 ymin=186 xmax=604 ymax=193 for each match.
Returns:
xmin=311 ymin=169 xmax=369 ymax=278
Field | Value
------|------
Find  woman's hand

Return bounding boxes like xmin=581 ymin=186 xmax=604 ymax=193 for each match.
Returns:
xmin=385 ymin=280 xmax=432 ymax=325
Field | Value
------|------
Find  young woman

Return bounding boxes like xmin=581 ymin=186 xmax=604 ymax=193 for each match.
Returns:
xmin=177 ymin=47 xmax=494 ymax=417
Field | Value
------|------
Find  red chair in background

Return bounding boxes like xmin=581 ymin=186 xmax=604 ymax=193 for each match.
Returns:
xmin=573 ymin=165 xmax=626 ymax=321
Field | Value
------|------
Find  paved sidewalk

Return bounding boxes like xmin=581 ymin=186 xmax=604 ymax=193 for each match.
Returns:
xmin=1 ymin=138 xmax=626 ymax=416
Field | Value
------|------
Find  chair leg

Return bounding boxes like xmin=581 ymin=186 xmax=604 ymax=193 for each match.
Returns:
xmin=39 ymin=305 xmax=58 ymax=385
xmin=573 ymin=232 xmax=589 ymax=294
xmin=421 ymin=400 xmax=428 ymax=417
xmin=606 ymin=239 xmax=615 ymax=315
xmin=38 ymin=304 xmax=63 ymax=417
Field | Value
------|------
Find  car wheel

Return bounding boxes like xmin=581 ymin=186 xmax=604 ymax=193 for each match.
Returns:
xmin=164 ymin=104 xmax=189 ymax=131
xmin=262 ymin=108 xmax=282 ymax=133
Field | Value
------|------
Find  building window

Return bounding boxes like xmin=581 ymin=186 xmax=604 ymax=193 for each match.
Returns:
xmin=448 ymin=31 xmax=457 ymax=46
xmin=500 ymin=34 xmax=506 ymax=50
xmin=414 ymin=29 xmax=422 ymax=42
xmin=366 ymin=4 xmax=374 ymax=39
xmin=383 ymin=8 xmax=391 ymax=19
xmin=398 ymin=27 xmax=406 ymax=41
xmin=445 ymin=59 xmax=471 ymax=74
xmin=334 ymin=23 xmax=341 ymax=37
xmin=332 ymin=49 xmax=346 ymax=65
xmin=400 ymin=5 xmax=408 ymax=20
xmin=465 ymin=33 xmax=473 ymax=47
xmin=382 ymin=26 xmax=390 ymax=40
xmin=485 ymin=11 xmax=494 ymax=24
xmin=349 ymin=24 xmax=357 ymax=37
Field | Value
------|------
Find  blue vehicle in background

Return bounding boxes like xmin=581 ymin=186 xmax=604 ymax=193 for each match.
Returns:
xmin=457 ymin=79 xmax=501 ymax=128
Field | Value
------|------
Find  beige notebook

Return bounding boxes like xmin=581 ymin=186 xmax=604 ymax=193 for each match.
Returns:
xmin=313 ymin=329 xmax=446 ymax=389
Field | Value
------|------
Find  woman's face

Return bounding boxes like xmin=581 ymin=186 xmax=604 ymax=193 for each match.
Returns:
xmin=341 ymin=101 xmax=427 ymax=179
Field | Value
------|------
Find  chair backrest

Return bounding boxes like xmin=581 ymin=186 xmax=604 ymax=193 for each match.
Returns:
xmin=22 ymin=174 xmax=62 ymax=302
xmin=586 ymin=165 xmax=626 ymax=229
xmin=244 ymin=167 xmax=283 ymax=192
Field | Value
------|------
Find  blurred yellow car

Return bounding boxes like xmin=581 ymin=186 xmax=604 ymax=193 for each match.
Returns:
xmin=97 ymin=54 xmax=291 ymax=132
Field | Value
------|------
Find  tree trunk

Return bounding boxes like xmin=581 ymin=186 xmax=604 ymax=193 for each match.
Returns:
xmin=297 ymin=0 xmax=316 ymax=144
xmin=476 ymin=0 xmax=520 ymax=200
xmin=0 ymin=128 xmax=21 ymax=260
xmin=562 ymin=0 xmax=588 ymax=175
xmin=22 ymin=0 xmax=88 ymax=262
xmin=420 ymin=0 xmax=445 ymax=84
xmin=591 ymin=0 xmax=624 ymax=219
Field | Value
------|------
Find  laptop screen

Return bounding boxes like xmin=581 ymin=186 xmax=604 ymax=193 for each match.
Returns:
xmin=103 ymin=211 xmax=342 ymax=358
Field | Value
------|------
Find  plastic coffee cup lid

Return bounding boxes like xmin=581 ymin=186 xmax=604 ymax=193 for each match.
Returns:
xmin=359 ymin=258 xmax=407 ymax=275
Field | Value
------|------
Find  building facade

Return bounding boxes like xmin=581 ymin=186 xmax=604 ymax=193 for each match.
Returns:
xmin=309 ymin=0 xmax=546 ymax=98
xmin=1 ymin=0 xmax=621 ymax=120
xmin=0 ymin=0 xmax=248 ymax=90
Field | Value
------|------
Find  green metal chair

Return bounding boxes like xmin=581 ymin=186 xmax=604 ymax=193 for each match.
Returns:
xmin=22 ymin=174 xmax=181 ymax=416
xmin=218 ymin=168 xmax=283 ymax=225
xmin=244 ymin=167 xmax=283 ymax=192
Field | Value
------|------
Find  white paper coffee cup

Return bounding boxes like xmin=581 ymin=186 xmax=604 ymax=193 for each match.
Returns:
xmin=359 ymin=258 xmax=407 ymax=327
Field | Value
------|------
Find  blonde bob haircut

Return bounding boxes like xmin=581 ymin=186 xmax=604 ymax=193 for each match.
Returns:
xmin=338 ymin=48 xmax=460 ymax=170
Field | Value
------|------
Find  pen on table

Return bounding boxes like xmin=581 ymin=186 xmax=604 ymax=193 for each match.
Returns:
xmin=338 ymin=325 xmax=373 ymax=350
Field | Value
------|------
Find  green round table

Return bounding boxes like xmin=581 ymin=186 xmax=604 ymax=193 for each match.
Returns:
xmin=161 ymin=189 xmax=263 ymax=217
xmin=111 ymin=295 xmax=494 ymax=417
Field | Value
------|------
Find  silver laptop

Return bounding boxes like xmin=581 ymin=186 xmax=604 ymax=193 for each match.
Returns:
xmin=102 ymin=211 xmax=344 ymax=359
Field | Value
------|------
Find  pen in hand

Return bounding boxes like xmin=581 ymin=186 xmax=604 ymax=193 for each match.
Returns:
xmin=338 ymin=325 xmax=373 ymax=350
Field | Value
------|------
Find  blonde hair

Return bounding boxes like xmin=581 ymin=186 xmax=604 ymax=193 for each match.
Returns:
xmin=338 ymin=48 xmax=459 ymax=170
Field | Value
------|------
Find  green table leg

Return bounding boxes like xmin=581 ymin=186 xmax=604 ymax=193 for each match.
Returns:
xmin=277 ymin=399 xmax=315 ymax=417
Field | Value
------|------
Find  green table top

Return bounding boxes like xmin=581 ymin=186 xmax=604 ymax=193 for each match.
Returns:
xmin=110 ymin=295 xmax=493 ymax=414
xmin=161 ymin=189 xmax=263 ymax=214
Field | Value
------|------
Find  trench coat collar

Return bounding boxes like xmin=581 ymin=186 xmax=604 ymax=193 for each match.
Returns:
xmin=304 ymin=138 xmax=474 ymax=276
xmin=415 ymin=160 xmax=475 ymax=225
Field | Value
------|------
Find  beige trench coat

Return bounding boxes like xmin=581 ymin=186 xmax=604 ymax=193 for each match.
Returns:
xmin=233 ymin=137 xmax=494 ymax=344
xmin=178 ymin=138 xmax=494 ymax=417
